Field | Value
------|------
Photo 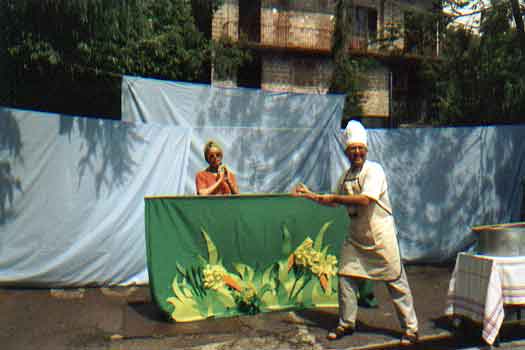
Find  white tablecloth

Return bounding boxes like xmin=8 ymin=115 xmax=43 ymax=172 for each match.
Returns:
xmin=445 ymin=252 xmax=525 ymax=345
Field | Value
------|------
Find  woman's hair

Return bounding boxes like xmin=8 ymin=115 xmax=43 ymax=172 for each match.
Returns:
xmin=203 ymin=140 xmax=222 ymax=162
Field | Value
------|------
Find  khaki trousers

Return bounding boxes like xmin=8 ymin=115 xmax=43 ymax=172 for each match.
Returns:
xmin=338 ymin=265 xmax=418 ymax=333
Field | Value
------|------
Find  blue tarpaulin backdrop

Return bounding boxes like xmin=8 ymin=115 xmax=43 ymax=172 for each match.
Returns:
xmin=0 ymin=75 xmax=523 ymax=286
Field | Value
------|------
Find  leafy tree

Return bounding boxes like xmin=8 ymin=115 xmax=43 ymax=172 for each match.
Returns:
xmin=421 ymin=0 xmax=525 ymax=125
xmin=191 ymin=0 xmax=224 ymax=38
xmin=330 ymin=0 xmax=368 ymax=127
xmin=509 ymin=0 xmax=525 ymax=49
xmin=1 ymin=0 xmax=225 ymax=118
xmin=212 ymin=37 xmax=252 ymax=83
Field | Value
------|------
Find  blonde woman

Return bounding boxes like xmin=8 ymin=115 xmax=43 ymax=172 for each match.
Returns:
xmin=195 ymin=141 xmax=239 ymax=195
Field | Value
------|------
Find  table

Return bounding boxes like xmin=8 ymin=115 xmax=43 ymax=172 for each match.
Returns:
xmin=145 ymin=194 xmax=350 ymax=322
xmin=445 ymin=252 xmax=525 ymax=345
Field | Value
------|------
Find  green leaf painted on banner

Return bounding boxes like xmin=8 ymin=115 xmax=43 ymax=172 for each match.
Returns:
xmin=276 ymin=260 xmax=300 ymax=305
xmin=210 ymin=288 xmax=236 ymax=309
xmin=195 ymin=255 xmax=209 ymax=269
xmin=299 ymin=278 xmax=314 ymax=306
xmin=234 ymin=263 xmax=254 ymax=282
xmin=246 ymin=265 xmax=255 ymax=282
xmin=170 ymin=276 xmax=185 ymax=299
xmin=180 ymin=279 xmax=195 ymax=299
xmin=167 ymin=296 xmax=203 ymax=322
xmin=167 ymin=276 xmax=206 ymax=322
xmin=325 ymin=275 xmax=333 ymax=296
xmin=277 ymin=260 xmax=290 ymax=288
xmin=201 ymin=228 xmax=218 ymax=265
xmin=197 ymin=266 xmax=208 ymax=296
xmin=314 ymin=221 xmax=332 ymax=251
xmin=293 ymin=274 xmax=313 ymax=302
xmin=282 ymin=225 xmax=292 ymax=258
xmin=260 ymin=289 xmax=278 ymax=310
xmin=258 ymin=284 xmax=273 ymax=300
xmin=188 ymin=267 xmax=203 ymax=297
xmin=233 ymin=263 xmax=246 ymax=279
xmin=261 ymin=264 xmax=276 ymax=288
xmin=310 ymin=279 xmax=338 ymax=307
xmin=176 ymin=262 xmax=186 ymax=276
xmin=194 ymin=294 xmax=212 ymax=318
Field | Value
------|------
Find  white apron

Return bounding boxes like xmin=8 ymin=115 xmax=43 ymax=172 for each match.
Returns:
xmin=337 ymin=161 xmax=401 ymax=281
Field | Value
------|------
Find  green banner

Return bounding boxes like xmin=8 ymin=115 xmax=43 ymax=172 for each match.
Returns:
xmin=145 ymin=194 xmax=350 ymax=322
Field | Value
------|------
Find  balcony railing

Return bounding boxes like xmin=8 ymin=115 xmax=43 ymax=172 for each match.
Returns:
xmin=262 ymin=0 xmax=336 ymax=14
xmin=218 ymin=21 xmax=437 ymax=57
xmin=259 ymin=23 xmax=333 ymax=51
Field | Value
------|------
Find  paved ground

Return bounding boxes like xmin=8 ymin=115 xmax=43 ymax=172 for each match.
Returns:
xmin=1 ymin=264 xmax=524 ymax=350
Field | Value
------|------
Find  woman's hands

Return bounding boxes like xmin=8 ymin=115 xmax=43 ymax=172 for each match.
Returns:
xmin=218 ymin=165 xmax=239 ymax=194
xmin=218 ymin=165 xmax=233 ymax=185
xmin=217 ymin=164 xmax=228 ymax=182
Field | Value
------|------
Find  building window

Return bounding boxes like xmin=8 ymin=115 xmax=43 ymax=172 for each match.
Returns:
xmin=404 ymin=10 xmax=438 ymax=56
xmin=352 ymin=6 xmax=378 ymax=49
xmin=294 ymin=58 xmax=318 ymax=87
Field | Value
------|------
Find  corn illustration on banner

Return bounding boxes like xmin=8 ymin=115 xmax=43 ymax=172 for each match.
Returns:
xmin=145 ymin=194 xmax=349 ymax=321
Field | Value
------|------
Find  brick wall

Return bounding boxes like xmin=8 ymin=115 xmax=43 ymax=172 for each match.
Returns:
xmin=212 ymin=0 xmax=436 ymax=51
xmin=211 ymin=0 xmax=436 ymax=115
xmin=261 ymin=54 xmax=333 ymax=94
xmin=211 ymin=0 xmax=239 ymax=87
xmin=212 ymin=0 xmax=239 ymax=41
xmin=260 ymin=8 xmax=334 ymax=51
xmin=359 ymin=64 xmax=390 ymax=117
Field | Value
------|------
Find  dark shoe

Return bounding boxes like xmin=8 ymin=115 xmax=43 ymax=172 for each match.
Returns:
xmin=357 ymin=280 xmax=378 ymax=308
xmin=357 ymin=293 xmax=379 ymax=308
xmin=400 ymin=330 xmax=419 ymax=346
xmin=327 ymin=324 xmax=355 ymax=340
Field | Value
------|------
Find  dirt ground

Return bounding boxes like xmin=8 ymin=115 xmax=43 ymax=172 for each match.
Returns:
xmin=1 ymin=264 xmax=524 ymax=350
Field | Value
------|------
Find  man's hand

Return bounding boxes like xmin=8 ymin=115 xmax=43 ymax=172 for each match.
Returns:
xmin=292 ymin=183 xmax=312 ymax=195
xmin=292 ymin=183 xmax=318 ymax=200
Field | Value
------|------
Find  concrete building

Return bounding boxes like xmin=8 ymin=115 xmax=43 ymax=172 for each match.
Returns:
xmin=211 ymin=0 xmax=441 ymax=128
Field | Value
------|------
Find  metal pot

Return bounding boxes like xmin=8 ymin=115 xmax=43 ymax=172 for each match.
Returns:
xmin=473 ymin=222 xmax=525 ymax=257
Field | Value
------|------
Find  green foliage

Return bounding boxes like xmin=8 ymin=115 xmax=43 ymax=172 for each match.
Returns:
xmin=3 ymin=0 xmax=211 ymax=80
xmin=191 ymin=0 xmax=224 ymax=37
xmin=1 ymin=0 xmax=226 ymax=117
xmin=421 ymin=1 xmax=525 ymax=125
xmin=212 ymin=37 xmax=252 ymax=82
xmin=403 ymin=10 xmax=440 ymax=57
xmin=330 ymin=55 xmax=376 ymax=125
xmin=330 ymin=0 xmax=370 ymax=124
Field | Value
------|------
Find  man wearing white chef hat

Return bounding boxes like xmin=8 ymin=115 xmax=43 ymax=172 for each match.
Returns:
xmin=293 ymin=120 xmax=418 ymax=344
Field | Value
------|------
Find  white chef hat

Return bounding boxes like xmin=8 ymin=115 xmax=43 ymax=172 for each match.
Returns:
xmin=342 ymin=120 xmax=367 ymax=147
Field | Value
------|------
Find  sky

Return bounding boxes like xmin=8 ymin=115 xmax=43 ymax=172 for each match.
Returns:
xmin=443 ymin=0 xmax=491 ymax=31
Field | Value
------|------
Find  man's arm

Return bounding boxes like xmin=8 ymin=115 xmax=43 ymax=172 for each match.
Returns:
xmin=292 ymin=184 xmax=372 ymax=207
xmin=317 ymin=193 xmax=371 ymax=207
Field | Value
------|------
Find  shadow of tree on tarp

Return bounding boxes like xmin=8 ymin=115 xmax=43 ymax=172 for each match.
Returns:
xmin=368 ymin=127 xmax=483 ymax=263
xmin=368 ymin=124 xmax=525 ymax=263
xmin=0 ymin=109 xmax=23 ymax=225
xmin=58 ymin=114 xmax=145 ymax=198
xmin=480 ymin=125 xmax=525 ymax=225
